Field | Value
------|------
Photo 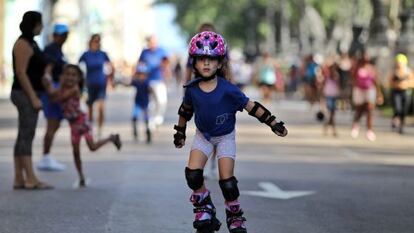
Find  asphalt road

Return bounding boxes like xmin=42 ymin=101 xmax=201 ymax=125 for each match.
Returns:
xmin=0 ymin=86 xmax=413 ymax=233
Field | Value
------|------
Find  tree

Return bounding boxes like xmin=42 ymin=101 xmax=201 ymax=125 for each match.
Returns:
xmin=155 ymin=0 xmax=375 ymax=56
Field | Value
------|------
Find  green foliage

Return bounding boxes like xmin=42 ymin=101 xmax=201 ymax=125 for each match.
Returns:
xmin=155 ymin=0 xmax=381 ymax=52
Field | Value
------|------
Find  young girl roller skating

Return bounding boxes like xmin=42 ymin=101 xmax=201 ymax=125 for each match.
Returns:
xmin=174 ymin=31 xmax=288 ymax=233
xmin=43 ymin=64 xmax=121 ymax=187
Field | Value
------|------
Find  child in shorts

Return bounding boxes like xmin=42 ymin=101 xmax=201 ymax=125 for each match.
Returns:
xmin=43 ymin=64 xmax=121 ymax=187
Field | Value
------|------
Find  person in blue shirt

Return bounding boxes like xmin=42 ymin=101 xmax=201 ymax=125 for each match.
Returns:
xmin=37 ymin=23 xmax=69 ymax=172
xmin=79 ymin=34 xmax=114 ymax=137
xmin=138 ymin=35 xmax=169 ymax=128
xmin=173 ymin=31 xmax=288 ymax=233
xmin=130 ymin=63 xmax=152 ymax=143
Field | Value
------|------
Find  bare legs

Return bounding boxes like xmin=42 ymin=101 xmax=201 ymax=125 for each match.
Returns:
xmin=14 ymin=156 xmax=53 ymax=189
xmin=72 ymin=134 xmax=120 ymax=187
xmin=42 ymin=119 xmax=60 ymax=155
xmin=187 ymin=150 xmax=209 ymax=193
xmin=352 ymin=103 xmax=376 ymax=141
xmin=88 ymin=100 xmax=105 ymax=137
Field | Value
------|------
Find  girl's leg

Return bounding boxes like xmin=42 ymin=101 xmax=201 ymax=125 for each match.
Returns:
xmin=96 ymin=100 xmax=105 ymax=137
xmin=366 ymin=103 xmax=376 ymax=141
xmin=400 ymin=91 xmax=407 ymax=134
xmin=218 ymin=157 xmax=247 ymax=233
xmin=330 ymin=110 xmax=337 ymax=137
xmin=366 ymin=103 xmax=375 ymax=130
xmin=187 ymin=150 xmax=209 ymax=193
xmin=391 ymin=90 xmax=400 ymax=129
xmin=132 ymin=105 xmax=140 ymax=140
xmin=132 ymin=117 xmax=138 ymax=140
xmin=351 ymin=104 xmax=364 ymax=138
xmin=88 ymin=104 xmax=94 ymax=123
xmin=186 ymin=150 xmax=221 ymax=230
xmin=144 ymin=110 xmax=151 ymax=144
xmin=85 ymin=134 xmax=120 ymax=151
xmin=72 ymin=142 xmax=85 ymax=186
xmin=218 ymin=157 xmax=235 ymax=180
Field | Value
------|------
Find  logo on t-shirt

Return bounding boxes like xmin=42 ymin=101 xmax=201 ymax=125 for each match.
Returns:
xmin=216 ymin=113 xmax=228 ymax=125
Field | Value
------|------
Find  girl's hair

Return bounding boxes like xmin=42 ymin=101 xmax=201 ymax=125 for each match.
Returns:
xmin=217 ymin=58 xmax=232 ymax=81
xmin=193 ymin=57 xmax=231 ymax=81
xmin=19 ymin=11 xmax=42 ymax=40
xmin=64 ymin=64 xmax=84 ymax=91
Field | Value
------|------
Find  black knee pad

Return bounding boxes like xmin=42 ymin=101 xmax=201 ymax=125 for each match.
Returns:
xmin=219 ymin=176 xmax=240 ymax=202
xmin=185 ymin=167 xmax=204 ymax=190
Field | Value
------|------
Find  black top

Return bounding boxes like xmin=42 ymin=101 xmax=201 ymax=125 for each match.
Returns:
xmin=12 ymin=36 xmax=46 ymax=92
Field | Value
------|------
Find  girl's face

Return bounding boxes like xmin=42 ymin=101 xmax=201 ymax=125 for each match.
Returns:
xmin=33 ymin=22 xmax=43 ymax=36
xmin=62 ymin=67 xmax=79 ymax=87
xmin=194 ymin=57 xmax=221 ymax=78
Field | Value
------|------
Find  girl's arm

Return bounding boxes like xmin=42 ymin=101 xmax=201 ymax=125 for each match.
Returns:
xmin=408 ymin=70 xmax=414 ymax=88
xmin=42 ymin=64 xmax=55 ymax=94
xmin=373 ymin=67 xmax=384 ymax=105
xmin=173 ymin=102 xmax=193 ymax=148
xmin=244 ymin=100 xmax=288 ymax=137
xmin=51 ymin=86 xmax=79 ymax=103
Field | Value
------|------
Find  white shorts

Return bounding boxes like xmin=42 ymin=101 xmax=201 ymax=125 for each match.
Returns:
xmin=191 ymin=129 xmax=236 ymax=160
xmin=352 ymin=87 xmax=376 ymax=105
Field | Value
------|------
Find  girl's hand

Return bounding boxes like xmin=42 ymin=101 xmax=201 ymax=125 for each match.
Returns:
xmin=42 ymin=74 xmax=52 ymax=88
xmin=272 ymin=121 xmax=288 ymax=137
xmin=173 ymin=125 xmax=186 ymax=148
xmin=376 ymin=94 xmax=384 ymax=106
xmin=173 ymin=131 xmax=186 ymax=148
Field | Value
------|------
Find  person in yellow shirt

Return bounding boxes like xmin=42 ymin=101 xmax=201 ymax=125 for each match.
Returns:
xmin=389 ymin=53 xmax=414 ymax=134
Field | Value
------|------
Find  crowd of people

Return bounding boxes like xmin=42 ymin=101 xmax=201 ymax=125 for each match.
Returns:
xmin=6 ymin=9 xmax=414 ymax=233
xmin=215 ymin=48 xmax=414 ymax=141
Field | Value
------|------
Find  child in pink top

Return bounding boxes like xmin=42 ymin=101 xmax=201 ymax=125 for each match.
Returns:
xmin=43 ymin=64 xmax=121 ymax=187
xmin=322 ymin=62 xmax=340 ymax=136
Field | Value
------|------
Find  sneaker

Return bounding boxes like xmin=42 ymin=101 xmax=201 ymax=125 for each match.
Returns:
xmin=366 ymin=130 xmax=376 ymax=141
xmin=37 ymin=156 xmax=66 ymax=171
xmin=351 ymin=125 xmax=359 ymax=139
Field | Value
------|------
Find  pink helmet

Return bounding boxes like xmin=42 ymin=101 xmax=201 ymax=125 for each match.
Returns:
xmin=188 ymin=31 xmax=227 ymax=58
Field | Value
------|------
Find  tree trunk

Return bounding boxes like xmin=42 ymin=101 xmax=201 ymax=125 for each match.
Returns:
xmin=368 ymin=0 xmax=389 ymax=46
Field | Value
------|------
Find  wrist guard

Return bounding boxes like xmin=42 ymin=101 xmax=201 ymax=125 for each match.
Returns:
xmin=248 ymin=101 xmax=276 ymax=126
xmin=173 ymin=124 xmax=186 ymax=146
xmin=271 ymin=121 xmax=286 ymax=134
xmin=178 ymin=102 xmax=193 ymax=121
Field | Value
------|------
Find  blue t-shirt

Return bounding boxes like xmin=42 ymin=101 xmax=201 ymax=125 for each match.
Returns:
xmin=44 ymin=42 xmax=67 ymax=82
xmin=79 ymin=50 xmax=110 ymax=86
xmin=304 ymin=62 xmax=318 ymax=82
xmin=138 ymin=48 xmax=167 ymax=82
xmin=183 ymin=78 xmax=249 ymax=140
xmin=131 ymin=79 xmax=150 ymax=108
